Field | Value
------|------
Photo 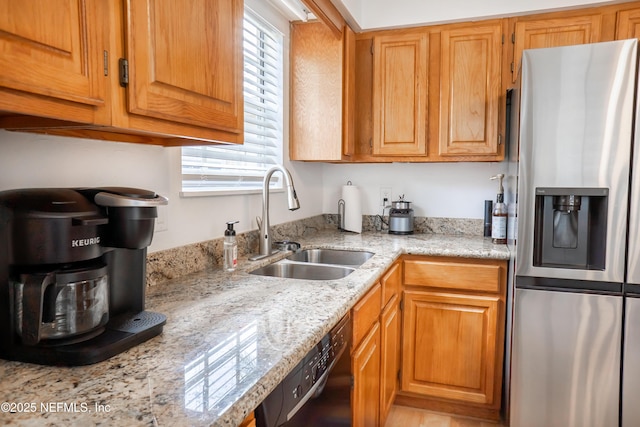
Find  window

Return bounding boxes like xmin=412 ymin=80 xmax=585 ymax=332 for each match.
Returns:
xmin=181 ymin=8 xmax=284 ymax=194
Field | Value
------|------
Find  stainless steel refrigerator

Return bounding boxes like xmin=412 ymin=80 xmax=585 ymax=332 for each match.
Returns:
xmin=510 ymin=38 xmax=640 ymax=427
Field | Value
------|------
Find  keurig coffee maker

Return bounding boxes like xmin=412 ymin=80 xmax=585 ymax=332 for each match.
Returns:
xmin=0 ymin=187 xmax=168 ymax=365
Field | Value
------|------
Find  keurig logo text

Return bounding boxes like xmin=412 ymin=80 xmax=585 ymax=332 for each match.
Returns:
xmin=71 ymin=237 xmax=101 ymax=247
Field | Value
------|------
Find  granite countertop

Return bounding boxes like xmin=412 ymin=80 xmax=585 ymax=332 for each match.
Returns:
xmin=0 ymin=231 xmax=509 ymax=427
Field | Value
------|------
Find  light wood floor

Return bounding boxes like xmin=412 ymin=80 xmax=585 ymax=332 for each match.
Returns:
xmin=385 ymin=405 xmax=506 ymax=427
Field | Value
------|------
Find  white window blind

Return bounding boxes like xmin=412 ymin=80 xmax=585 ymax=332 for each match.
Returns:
xmin=181 ymin=8 xmax=284 ymax=194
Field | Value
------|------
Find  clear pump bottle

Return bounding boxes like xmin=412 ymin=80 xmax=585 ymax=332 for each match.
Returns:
xmin=224 ymin=221 xmax=239 ymax=271
xmin=490 ymin=174 xmax=507 ymax=244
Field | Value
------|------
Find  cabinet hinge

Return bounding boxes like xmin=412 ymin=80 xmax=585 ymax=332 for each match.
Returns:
xmin=370 ymin=40 xmax=374 ymax=55
xmin=119 ymin=58 xmax=129 ymax=87
xmin=399 ymin=299 xmax=404 ymax=311
xmin=501 ymin=34 xmax=505 ymax=45
xmin=397 ymin=369 xmax=401 ymax=382
xmin=351 ymin=375 xmax=355 ymax=389
xmin=510 ymin=62 xmax=514 ymax=73
xmin=103 ymin=50 xmax=108 ymax=76
xmin=511 ymin=33 xmax=515 ymax=44
xmin=369 ymin=138 xmax=373 ymax=149
xmin=498 ymin=134 xmax=502 ymax=146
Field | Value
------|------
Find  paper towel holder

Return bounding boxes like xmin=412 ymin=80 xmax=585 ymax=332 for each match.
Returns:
xmin=338 ymin=198 xmax=345 ymax=230
xmin=337 ymin=180 xmax=354 ymax=231
xmin=340 ymin=181 xmax=362 ymax=233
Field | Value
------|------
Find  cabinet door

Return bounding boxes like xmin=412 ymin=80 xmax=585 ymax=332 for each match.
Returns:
xmin=380 ymin=296 xmax=400 ymax=426
xmin=616 ymin=8 xmax=640 ymax=40
xmin=401 ymin=290 xmax=500 ymax=405
xmin=352 ymin=321 xmax=381 ymax=427
xmin=372 ymin=32 xmax=429 ymax=156
xmin=0 ymin=0 xmax=110 ymax=123
xmin=352 ymin=282 xmax=382 ymax=348
xmin=439 ymin=24 xmax=502 ymax=157
xmin=124 ymin=0 xmax=243 ymax=134
xmin=512 ymin=14 xmax=602 ymax=82
xmin=381 ymin=261 xmax=402 ymax=308
xmin=290 ymin=22 xmax=354 ymax=161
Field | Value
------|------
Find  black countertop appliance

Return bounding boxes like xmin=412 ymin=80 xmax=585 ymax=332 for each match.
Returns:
xmin=0 ymin=187 xmax=168 ymax=365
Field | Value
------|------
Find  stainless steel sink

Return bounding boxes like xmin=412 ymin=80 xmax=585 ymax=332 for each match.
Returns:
xmin=286 ymin=248 xmax=374 ymax=267
xmin=249 ymin=249 xmax=374 ymax=280
xmin=249 ymin=260 xmax=355 ymax=280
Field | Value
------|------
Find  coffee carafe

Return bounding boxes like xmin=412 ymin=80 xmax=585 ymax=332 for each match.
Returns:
xmin=15 ymin=263 xmax=109 ymax=346
xmin=0 ymin=187 xmax=168 ymax=365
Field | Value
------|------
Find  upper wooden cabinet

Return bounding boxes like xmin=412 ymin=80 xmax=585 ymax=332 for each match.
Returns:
xmin=124 ymin=0 xmax=243 ymax=133
xmin=0 ymin=0 xmax=244 ymax=146
xmin=372 ymin=32 xmax=429 ymax=156
xmin=293 ymin=1 xmax=640 ymax=164
xmin=350 ymin=21 xmax=506 ymax=162
xmin=512 ymin=13 xmax=603 ymax=82
xmin=616 ymin=7 xmax=640 ymax=39
xmin=0 ymin=0 xmax=111 ymax=125
xmin=439 ymin=23 xmax=502 ymax=157
xmin=290 ymin=21 xmax=355 ymax=161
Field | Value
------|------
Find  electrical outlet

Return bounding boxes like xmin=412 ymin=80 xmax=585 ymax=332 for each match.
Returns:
xmin=380 ymin=187 xmax=392 ymax=207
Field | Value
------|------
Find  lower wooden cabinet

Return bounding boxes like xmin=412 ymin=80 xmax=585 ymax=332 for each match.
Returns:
xmin=352 ymin=321 xmax=381 ymax=427
xmin=350 ymin=256 xmax=506 ymax=422
xmin=402 ymin=290 xmax=500 ymax=404
xmin=351 ymin=260 xmax=402 ymax=427
xmin=380 ymin=295 xmax=401 ymax=425
xmin=398 ymin=256 xmax=507 ymax=421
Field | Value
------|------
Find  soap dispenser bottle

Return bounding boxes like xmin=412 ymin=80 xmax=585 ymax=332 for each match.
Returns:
xmin=224 ymin=221 xmax=239 ymax=271
xmin=490 ymin=174 xmax=507 ymax=244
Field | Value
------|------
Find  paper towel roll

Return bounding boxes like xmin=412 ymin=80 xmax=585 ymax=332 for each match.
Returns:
xmin=342 ymin=184 xmax=362 ymax=233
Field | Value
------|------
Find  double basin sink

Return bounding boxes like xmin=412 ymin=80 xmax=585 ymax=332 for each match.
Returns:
xmin=250 ymin=248 xmax=374 ymax=280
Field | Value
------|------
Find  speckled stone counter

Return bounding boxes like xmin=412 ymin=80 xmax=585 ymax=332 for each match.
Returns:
xmin=0 ymin=231 xmax=509 ymax=427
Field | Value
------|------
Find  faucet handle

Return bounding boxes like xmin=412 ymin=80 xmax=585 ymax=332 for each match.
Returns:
xmin=256 ymin=216 xmax=262 ymax=230
xmin=274 ymin=240 xmax=301 ymax=252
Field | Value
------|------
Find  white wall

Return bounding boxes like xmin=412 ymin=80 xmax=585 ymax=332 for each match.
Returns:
xmin=321 ymin=162 xmax=508 ymax=219
xmin=336 ymin=0 xmax=620 ymax=30
xmin=0 ymin=129 xmax=508 ymax=256
xmin=0 ymin=131 xmax=324 ymax=253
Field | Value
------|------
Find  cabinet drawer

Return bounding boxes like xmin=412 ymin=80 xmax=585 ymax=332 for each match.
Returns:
xmin=352 ymin=282 xmax=382 ymax=346
xmin=381 ymin=261 xmax=402 ymax=309
xmin=404 ymin=259 xmax=502 ymax=293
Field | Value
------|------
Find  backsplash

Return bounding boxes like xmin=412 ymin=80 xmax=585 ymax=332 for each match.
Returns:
xmin=146 ymin=214 xmax=483 ymax=286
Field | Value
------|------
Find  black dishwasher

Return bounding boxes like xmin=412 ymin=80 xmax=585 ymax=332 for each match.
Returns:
xmin=256 ymin=312 xmax=352 ymax=427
